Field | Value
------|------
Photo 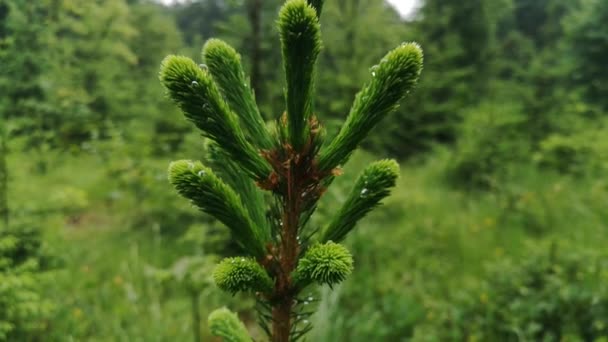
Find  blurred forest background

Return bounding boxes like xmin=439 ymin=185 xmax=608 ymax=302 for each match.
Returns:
xmin=1 ymin=0 xmax=608 ymax=340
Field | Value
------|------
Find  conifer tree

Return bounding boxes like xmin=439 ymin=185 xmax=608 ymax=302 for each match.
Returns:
xmin=0 ymin=0 xmax=51 ymax=225
xmin=376 ymin=0 xmax=492 ymax=159
xmin=568 ymin=0 xmax=608 ymax=111
xmin=160 ymin=0 xmax=422 ymax=340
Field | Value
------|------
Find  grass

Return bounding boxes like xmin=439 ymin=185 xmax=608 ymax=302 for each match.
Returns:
xmin=310 ymin=150 xmax=608 ymax=341
xmin=5 ymin=144 xmax=608 ymax=340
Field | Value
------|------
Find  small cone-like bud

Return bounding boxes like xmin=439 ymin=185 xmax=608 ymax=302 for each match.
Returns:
xmin=208 ymin=307 xmax=251 ymax=342
xmin=213 ymin=257 xmax=273 ymax=294
xmin=294 ymin=242 xmax=354 ymax=287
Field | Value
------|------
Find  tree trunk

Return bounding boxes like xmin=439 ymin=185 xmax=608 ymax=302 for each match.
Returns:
xmin=191 ymin=292 xmax=201 ymax=342
xmin=271 ymin=157 xmax=304 ymax=342
xmin=247 ymin=0 xmax=263 ymax=102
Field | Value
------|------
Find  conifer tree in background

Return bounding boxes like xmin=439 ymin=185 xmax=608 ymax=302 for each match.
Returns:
xmin=317 ymin=0 xmax=407 ymax=145
xmin=0 ymin=0 xmax=52 ymax=224
xmin=375 ymin=0 xmax=492 ymax=159
xmin=160 ymin=0 xmax=422 ymax=340
xmin=499 ymin=0 xmax=582 ymax=140
xmin=215 ymin=0 xmax=285 ymax=120
xmin=568 ymin=0 xmax=608 ymax=111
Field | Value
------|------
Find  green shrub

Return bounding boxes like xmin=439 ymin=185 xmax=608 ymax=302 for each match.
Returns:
xmin=0 ymin=226 xmax=54 ymax=341
xmin=423 ymin=242 xmax=608 ymax=341
xmin=446 ymin=101 xmax=530 ymax=190
xmin=535 ymin=118 xmax=608 ymax=176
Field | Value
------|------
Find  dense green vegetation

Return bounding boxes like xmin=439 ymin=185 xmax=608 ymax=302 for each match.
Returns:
xmin=1 ymin=0 xmax=607 ymax=340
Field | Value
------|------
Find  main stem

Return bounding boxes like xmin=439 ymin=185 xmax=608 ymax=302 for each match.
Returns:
xmin=272 ymin=160 xmax=301 ymax=342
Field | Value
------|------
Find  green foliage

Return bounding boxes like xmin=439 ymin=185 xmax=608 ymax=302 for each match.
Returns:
xmin=213 ymin=257 xmax=273 ymax=294
xmin=160 ymin=56 xmax=272 ymax=181
xmin=208 ymin=307 xmax=252 ymax=342
xmin=304 ymin=153 xmax=608 ymax=341
xmin=0 ymin=226 xmax=53 ymax=340
xmin=318 ymin=43 xmax=423 ymax=172
xmin=315 ymin=0 xmax=406 ymax=121
xmin=161 ymin=1 xmax=422 ymax=340
xmin=0 ymin=0 xmax=52 ymax=148
xmin=168 ymin=160 xmax=268 ymax=258
xmin=0 ymin=0 xmax=186 ymax=150
xmin=445 ymin=100 xmax=530 ymax=189
xmin=567 ymin=0 xmax=608 ymax=110
xmin=306 ymin=0 xmax=324 ymax=16
xmin=203 ymin=39 xmax=273 ymax=149
xmin=366 ymin=0 xmax=497 ymax=160
xmin=4 ymin=0 xmax=608 ymax=340
xmin=207 ymin=142 xmax=268 ymax=231
xmin=44 ymin=222 xmax=236 ymax=341
xmin=294 ymin=242 xmax=353 ymax=287
xmin=321 ymin=159 xmax=399 ymax=242
xmin=535 ymin=119 xmax=608 ymax=175
xmin=426 ymin=242 xmax=608 ymax=341
xmin=278 ymin=0 xmax=322 ymax=149
xmin=211 ymin=0 xmax=285 ymax=120
xmin=171 ymin=0 xmax=231 ymax=45
xmin=46 ymin=0 xmax=139 ymax=144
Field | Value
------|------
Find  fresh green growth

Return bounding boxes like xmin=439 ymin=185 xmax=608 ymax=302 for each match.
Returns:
xmin=160 ymin=56 xmax=271 ymax=181
xmin=168 ymin=160 xmax=269 ymax=257
xmin=206 ymin=142 xmax=268 ymax=230
xmin=317 ymin=43 xmax=423 ymax=172
xmin=278 ymin=0 xmax=322 ymax=149
xmin=321 ymin=159 xmax=399 ymax=243
xmin=208 ymin=308 xmax=252 ymax=342
xmin=160 ymin=0 xmax=422 ymax=340
xmin=294 ymin=241 xmax=354 ymax=288
xmin=203 ymin=39 xmax=273 ymax=149
xmin=213 ymin=257 xmax=273 ymax=294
